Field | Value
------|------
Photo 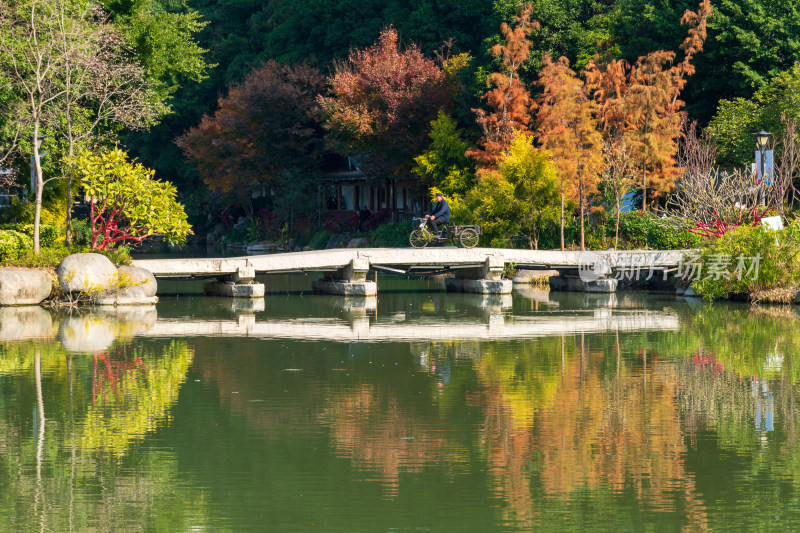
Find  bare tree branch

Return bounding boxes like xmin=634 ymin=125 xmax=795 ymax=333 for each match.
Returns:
xmin=772 ymin=113 xmax=800 ymax=214
xmin=665 ymin=121 xmax=770 ymax=237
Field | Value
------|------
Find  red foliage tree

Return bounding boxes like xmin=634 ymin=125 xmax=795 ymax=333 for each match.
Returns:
xmin=467 ymin=4 xmax=537 ymax=169
xmin=177 ymin=61 xmax=325 ymax=209
xmin=319 ymin=28 xmax=451 ymax=183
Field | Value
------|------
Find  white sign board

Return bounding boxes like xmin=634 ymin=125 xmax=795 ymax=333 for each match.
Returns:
xmin=761 ymin=216 xmax=784 ymax=231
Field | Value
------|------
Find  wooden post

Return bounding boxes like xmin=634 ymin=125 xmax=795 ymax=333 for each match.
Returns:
xmin=354 ymin=185 xmax=360 ymax=211
xmin=336 ymin=185 xmax=342 ymax=210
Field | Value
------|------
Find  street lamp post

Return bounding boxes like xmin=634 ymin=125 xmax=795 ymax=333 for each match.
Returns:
xmin=752 ymin=130 xmax=772 ymax=206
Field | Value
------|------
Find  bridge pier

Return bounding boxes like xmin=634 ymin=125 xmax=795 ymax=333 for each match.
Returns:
xmin=311 ymin=257 xmax=377 ymax=296
xmin=548 ymin=269 xmax=618 ymax=293
xmin=444 ymin=257 xmax=512 ymax=295
xmin=203 ymin=264 xmax=265 ymax=298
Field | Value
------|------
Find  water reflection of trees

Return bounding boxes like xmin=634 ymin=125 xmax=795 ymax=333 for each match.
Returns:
xmin=0 ymin=335 xmax=198 ymax=531
xmin=318 ymin=327 xmax=800 ymax=529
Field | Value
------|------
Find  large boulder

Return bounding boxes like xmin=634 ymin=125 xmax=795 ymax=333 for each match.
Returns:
xmin=95 ymin=265 xmax=158 ymax=306
xmin=57 ymin=253 xmax=118 ymax=294
xmin=325 ymin=233 xmax=349 ymax=249
xmin=0 ymin=268 xmax=52 ymax=305
xmin=346 ymin=237 xmax=371 ymax=248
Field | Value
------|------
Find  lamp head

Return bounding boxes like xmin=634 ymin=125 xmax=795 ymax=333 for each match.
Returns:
xmin=752 ymin=130 xmax=773 ymax=150
xmin=31 ymin=134 xmax=45 ymax=151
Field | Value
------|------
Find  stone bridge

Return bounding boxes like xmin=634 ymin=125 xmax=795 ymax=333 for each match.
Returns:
xmin=132 ymin=247 xmax=689 ymax=297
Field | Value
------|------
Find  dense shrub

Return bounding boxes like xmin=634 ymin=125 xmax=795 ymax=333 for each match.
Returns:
xmin=72 ymin=220 xmax=92 ymax=247
xmin=1 ymin=245 xmax=132 ymax=268
xmin=646 ymin=224 xmax=700 ymax=250
xmin=370 ymin=219 xmax=414 ymax=247
xmin=0 ymin=230 xmax=33 ymax=260
xmin=323 ymin=212 xmax=358 ymax=234
xmin=616 ymin=211 xmax=651 ymax=248
xmin=691 ymin=218 xmax=800 ymax=302
xmin=5 ymin=246 xmax=72 ymax=268
xmin=307 ymin=230 xmax=331 ymax=249
xmin=0 ymin=223 xmax=60 ymax=247
xmin=221 ymin=225 xmax=250 ymax=244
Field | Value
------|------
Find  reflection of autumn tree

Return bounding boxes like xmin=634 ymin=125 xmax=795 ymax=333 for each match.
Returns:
xmin=319 ymin=341 xmax=489 ymax=496
xmin=321 ymin=383 xmax=455 ymax=496
xmin=534 ymin=337 xmax=708 ymax=529
xmin=472 ymin=337 xmax=564 ymax=528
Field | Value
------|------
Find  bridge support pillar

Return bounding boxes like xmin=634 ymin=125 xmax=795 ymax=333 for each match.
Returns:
xmin=203 ymin=281 xmax=265 ymax=298
xmin=204 ymin=264 xmax=265 ymax=298
xmin=548 ymin=269 xmax=618 ymax=293
xmin=445 ymin=256 xmax=512 ymax=294
xmin=312 ymin=257 xmax=376 ymax=296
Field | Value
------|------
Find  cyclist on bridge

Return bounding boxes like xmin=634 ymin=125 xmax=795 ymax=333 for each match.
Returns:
xmin=425 ymin=192 xmax=450 ymax=234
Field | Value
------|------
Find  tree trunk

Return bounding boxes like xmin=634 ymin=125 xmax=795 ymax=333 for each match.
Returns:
xmin=641 ymin=118 xmax=649 ymax=212
xmin=579 ymin=183 xmax=585 ymax=251
xmin=641 ymin=161 xmax=647 ymax=212
xmin=65 ymin=140 xmax=75 ymax=246
xmin=32 ymin=121 xmax=43 ymax=254
xmin=560 ymin=188 xmax=565 ymax=251
xmin=615 ymin=196 xmax=621 ymax=251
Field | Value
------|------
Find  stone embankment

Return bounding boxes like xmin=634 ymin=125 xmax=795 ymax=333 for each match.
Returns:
xmin=0 ymin=252 xmax=157 ymax=306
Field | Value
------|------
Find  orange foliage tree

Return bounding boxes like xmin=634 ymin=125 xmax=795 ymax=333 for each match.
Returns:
xmin=625 ymin=50 xmax=685 ymax=210
xmin=584 ymin=0 xmax=712 ymax=211
xmin=466 ymin=4 xmax=537 ymax=169
xmin=319 ymin=28 xmax=451 ymax=184
xmin=585 ymin=59 xmax=635 ymax=248
xmin=535 ymin=55 xmax=604 ymax=251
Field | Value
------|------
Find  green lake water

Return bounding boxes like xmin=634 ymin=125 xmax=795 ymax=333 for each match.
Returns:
xmin=2 ymin=275 xmax=800 ymax=531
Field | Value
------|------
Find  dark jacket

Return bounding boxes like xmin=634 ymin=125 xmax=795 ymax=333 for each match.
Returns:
xmin=429 ymin=198 xmax=450 ymax=221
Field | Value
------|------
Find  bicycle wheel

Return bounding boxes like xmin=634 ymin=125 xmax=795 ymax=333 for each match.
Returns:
xmin=458 ymin=228 xmax=479 ymax=248
xmin=410 ymin=229 xmax=432 ymax=248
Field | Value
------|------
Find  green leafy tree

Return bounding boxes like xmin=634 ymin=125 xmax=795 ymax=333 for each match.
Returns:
xmin=468 ymin=135 xmax=559 ymax=248
xmin=413 ymin=111 xmax=475 ymax=197
xmin=103 ymin=0 xmax=210 ymax=102
xmin=0 ymin=0 xmax=92 ymax=252
xmin=611 ymin=0 xmax=796 ymax=123
xmin=708 ymin=65 xmax=800 ymax=165
xmin=0 ymin=0 xmax=186 ymax=251
xmin=69 ymin=147 xmax=191 ymax=250
xmin=491 ymin=0 xmax=617 ymax=73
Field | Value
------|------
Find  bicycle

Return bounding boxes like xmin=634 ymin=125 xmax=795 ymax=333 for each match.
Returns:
xmin=409 ymin=217 xmax=481 ymax=248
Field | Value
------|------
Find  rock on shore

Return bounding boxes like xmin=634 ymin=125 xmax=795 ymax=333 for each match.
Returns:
xmin=57 ymin=253 xmax=158 ymax=305
xmin=57 ymin=253 xmax=118 ymax=294
xmin=0 ymin=268 xmax=53 ymax=305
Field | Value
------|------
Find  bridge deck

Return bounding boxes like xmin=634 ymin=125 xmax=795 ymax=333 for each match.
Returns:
xmin=131 ymin=247 xmax=689 ymax=279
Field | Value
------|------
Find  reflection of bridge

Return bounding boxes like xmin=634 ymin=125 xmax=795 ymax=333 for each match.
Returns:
xmin=142 ymin=311 xmax=680 ymax=342
xmin=133 ymin=248 xmax=688 ymax=296
xmin=0 ymin=304 xmax=680 ymax=350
